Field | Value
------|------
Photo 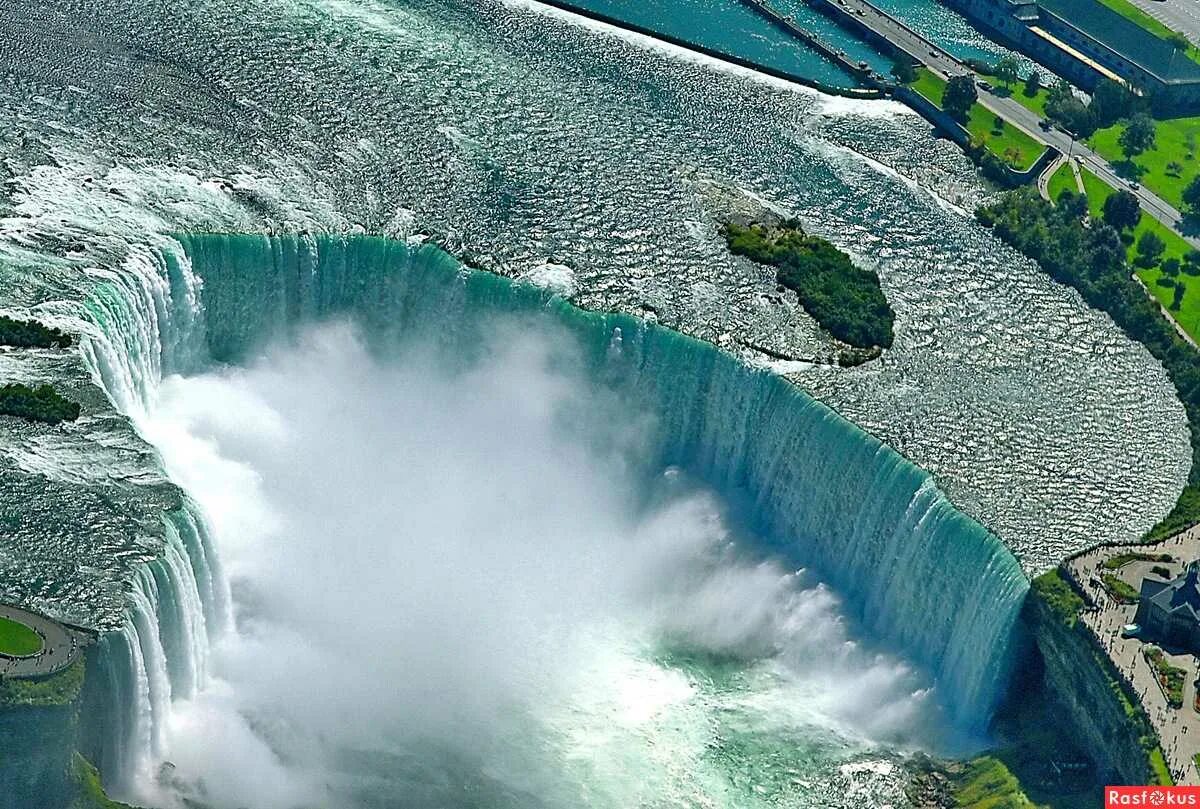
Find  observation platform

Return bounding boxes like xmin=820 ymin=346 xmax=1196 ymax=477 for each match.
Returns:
xmin=0 ymin=604 xmax=87 ymax=679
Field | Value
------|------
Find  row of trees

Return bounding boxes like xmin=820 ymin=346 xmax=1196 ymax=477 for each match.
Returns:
xmin=978 ymin=189 xmax=1200 ymax=537
xmin=1044 ymin=78 xmax=1144 ymax=142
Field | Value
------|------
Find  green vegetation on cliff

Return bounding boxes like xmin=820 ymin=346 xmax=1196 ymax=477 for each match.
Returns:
xmin=1030 ymin=569 xmax=1083 ymax=628
xmin=0 ymin=315 xmax=72 ymax=349
xmin=1025 ymin=570 xmax=1173 ymax=787
xmin=723 ymin=221 xmax=895 ymax=349
xmin=1101 ymin=574 xmax=1140 ymax=604
xmin=1144 ymin=646 xmax=1187 ymax=708
xmin=952 ymin=757 xmax=1042 ymax=808
xmin=70 ymin=754 xmax=134 ymax=809
xmin=977 ymin=188 xmax=1200 ymax=539
xmin=1104 ymin=552 xmax=1173 ymax=569
xmin=0 ymin=616 xmax=43 ymax=657
xmin=0 ymin=657 xmax=85 ymax=707
xmin=0 ymin=383 xmax=81 ymax=425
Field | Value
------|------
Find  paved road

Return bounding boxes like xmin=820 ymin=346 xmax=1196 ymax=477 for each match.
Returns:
xmin=0 ymin=605 xmax=86 ymax=679
xmin=823 ymin=0 xmax=1200 ymax=251
xmin=1067 ymin=527 xmax=1200 ymax=785
xmin=1127 ymin=0 xmax=1200 ymax=45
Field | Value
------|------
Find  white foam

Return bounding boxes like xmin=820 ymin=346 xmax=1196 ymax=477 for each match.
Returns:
xmin=521 ymin=261 xmax=578 ymax=297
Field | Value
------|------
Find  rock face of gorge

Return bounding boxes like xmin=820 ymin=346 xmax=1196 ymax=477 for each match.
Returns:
xmin=1024 ymin=594 xmax=1154 ymax=785
xmin=0 ymin=698 xmax=78 ymax=808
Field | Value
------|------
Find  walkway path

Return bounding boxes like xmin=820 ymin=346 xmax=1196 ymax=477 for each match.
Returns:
xmin=1067 ymin=527 xmax=1200 ymax=785
xmin=1038 ymin=153 xmax=1068 ymax=200
xmin=0 ymin=605 xmax=86 ymax=679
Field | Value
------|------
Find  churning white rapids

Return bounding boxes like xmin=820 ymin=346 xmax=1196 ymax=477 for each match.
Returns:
xmin=127 ymin=319 xmax=964 ymax=809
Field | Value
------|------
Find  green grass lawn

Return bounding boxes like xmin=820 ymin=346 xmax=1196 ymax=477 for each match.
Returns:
xmin=1075 ymin=168 xmax=1200 ymax=338
xmin=951 ymin=757 xmax=1038 ymax=808
xmin=1151 ymin=747 xmax=1174 ymax=786
xmin=1093 ymin=0 xmax=1200 ymax=63
xmin=910 ymin=69 xmax=1044 ymax=170
xmin=1046 ymin=162 xmax=1079 ymax=202
xmin=1090 ymin=116 xmax=1200 ymax=211
xmin=997 ymin=84 xmax=1052 ymax=118
xmin=0 ymin=616 xmax=42 ymax=657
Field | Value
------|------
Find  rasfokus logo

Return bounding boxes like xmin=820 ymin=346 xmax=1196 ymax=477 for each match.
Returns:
xmin=1106 ymin=787 xmax=1200 ymax=807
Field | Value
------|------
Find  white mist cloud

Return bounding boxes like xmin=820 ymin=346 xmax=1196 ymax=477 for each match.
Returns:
xmin=132 ymin=319 xmax=953 ymax=809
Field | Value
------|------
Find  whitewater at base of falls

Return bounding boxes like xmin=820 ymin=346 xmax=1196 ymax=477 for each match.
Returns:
xmin=122 ymin=321 xmax=959 ymax=809
xmin=68 ymin=233 xmax=1030 ymax=808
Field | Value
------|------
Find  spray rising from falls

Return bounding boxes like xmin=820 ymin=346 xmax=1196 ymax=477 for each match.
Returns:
xmin=78 ymin=232 xmax=1029 ymax=804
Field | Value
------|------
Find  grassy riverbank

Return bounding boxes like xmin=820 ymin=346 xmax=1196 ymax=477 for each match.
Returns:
xmin=1089 ymin=116 xmax=1200 ymax=211
xmin=1052 ymin=168 xmax=1199 ymax=340
xmin=910 ymin=68 xmax=1044 ymax=170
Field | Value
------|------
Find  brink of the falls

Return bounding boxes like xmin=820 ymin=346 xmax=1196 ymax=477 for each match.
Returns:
xmin=74 ymin=232 xmax=1029 ymax=804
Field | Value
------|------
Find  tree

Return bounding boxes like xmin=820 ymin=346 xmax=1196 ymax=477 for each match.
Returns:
xmin=1102 ymin=190 xmax=1142 ymax=231
xmin=1118 ymin=113 xmax=1157 ymax=162
xmin=943 ymin=75 xmax=978 ymax=120
xmin=1091 ymin=79 xmax=1138 ymax=127
xmin=995 ymin=56 xmax=1020 ymax=90
xmin=1046 ymin=87 xmax=1096 ymax=137
xmin=1173 ymin=280 xmax=1186 ymax=311
xmin=1058 ymin=189 xmax=1089 ymax=221
xmin=1163 ymin=258 xmax=1182 ymax=277
xmin=1183 ymin=175 xmax=1200 ymax=215
xmin=890 ymin=59 xmax=916 ymax=84
xmin=1024 ymin=70 xmax=1042 ymax=97
xmin=1167 ymin=160 xmax=1185 ymax=177
xmin=1137 ymin=230 xmax=1166 ymax=267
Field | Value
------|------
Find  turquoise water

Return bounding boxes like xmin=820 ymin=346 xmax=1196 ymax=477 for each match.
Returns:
xmin=549 ymin=0 xmax=885 ymax=83
xmin=77 ymin=232 xmax=1024 ymax=807
xmin=557 ymin=0 xmax=1052 ymax=82
xmin=175 ymin=232 xmax=1030 ymax=724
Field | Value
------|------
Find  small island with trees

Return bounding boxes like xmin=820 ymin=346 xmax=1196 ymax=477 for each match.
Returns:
xmin=723 ymin=219 xmax=895 ymax=354
xmin=0 ymin=383 xmax=82 ymax=425
xmin=0 ymin=315 xmax=72 ymax=349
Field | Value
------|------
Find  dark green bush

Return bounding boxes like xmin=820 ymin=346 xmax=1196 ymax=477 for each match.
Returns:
xmin=723 ymin=222 xmax=894 ymax=350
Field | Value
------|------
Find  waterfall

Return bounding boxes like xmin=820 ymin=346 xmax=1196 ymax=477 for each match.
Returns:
xmin=77 ymin=230 xmax=1029 ymax=793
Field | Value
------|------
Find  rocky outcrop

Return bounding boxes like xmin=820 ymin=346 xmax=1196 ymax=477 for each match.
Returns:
xmin=1024 ymin=592 xmax=1155 ymax=785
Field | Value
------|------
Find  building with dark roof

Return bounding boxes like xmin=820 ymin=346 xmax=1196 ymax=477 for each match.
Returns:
xmin=946 ymin=0 xmax=1200 ymax=113
xmin=1134 ymin=561 xmax=1200 ymax=652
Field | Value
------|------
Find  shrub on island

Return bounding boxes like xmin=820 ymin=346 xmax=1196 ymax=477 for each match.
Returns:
xmin=0 ymin=315 xmax=72 ymax=349
xmin=0 ymin=383 xmax=81 ymax=424
xmin=723 ymin=220 xmax=895 ymax=350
